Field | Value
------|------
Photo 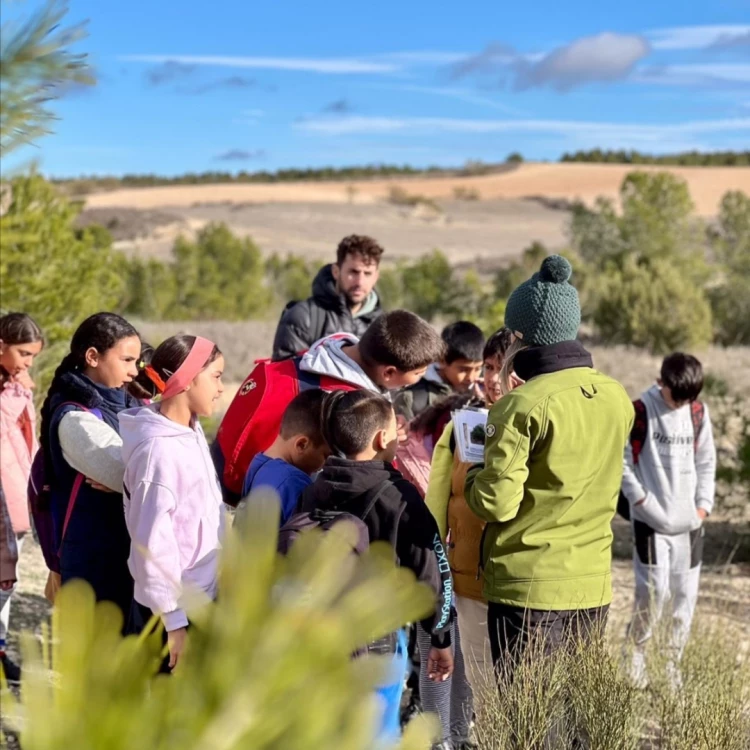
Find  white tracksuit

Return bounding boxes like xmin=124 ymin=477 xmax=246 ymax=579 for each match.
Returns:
xmin=621 ymin=385 xmax=716 ymax=683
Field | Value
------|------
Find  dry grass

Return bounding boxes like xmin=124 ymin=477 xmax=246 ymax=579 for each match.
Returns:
xmin=473 ymin=616 xmax=750 ymax=750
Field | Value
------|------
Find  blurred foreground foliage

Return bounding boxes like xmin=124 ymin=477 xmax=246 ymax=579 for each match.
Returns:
xmin=1 ymin=495 xmax=438 ymax=750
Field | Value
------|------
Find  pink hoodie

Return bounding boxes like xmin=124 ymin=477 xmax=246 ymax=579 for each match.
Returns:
xmin=0 ymin=381 xmax=37 ymax=534
xmin=119 ymin=405 xmax=226 ymax=631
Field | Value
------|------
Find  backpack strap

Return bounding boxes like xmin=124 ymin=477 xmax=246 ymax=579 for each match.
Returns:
xmin=690 ymin=400 xmax=705 ymax=454
xmin=359 ymin=480 xmax=392 ymax=523
xmin=53 ymin=402 xmax=105 ymax=551
xmin=630 ymin=399 xmax=648 ymax=465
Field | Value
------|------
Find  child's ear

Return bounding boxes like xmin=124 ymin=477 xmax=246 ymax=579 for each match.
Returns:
xmin=380 ymin=365 xmax=397 ymax=384
xmin=293 ymin=435 xmax=310 ymax=454
xmin=373 ymin=429 xmax=387 ymax=452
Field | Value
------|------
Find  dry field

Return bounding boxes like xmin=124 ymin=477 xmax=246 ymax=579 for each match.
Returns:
xmin=78 ymin=163 xmax=750 ymax=266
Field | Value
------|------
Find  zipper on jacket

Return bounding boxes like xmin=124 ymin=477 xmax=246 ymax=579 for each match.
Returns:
xmin=476 ymin=523 xmax=489 ymax=580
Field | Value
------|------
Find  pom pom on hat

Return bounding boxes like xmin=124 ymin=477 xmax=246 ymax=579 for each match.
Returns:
xmin=539 ymin=254 xmax=572 ymax=284
xmin=504 ymin=253 xmax=581 ymax=347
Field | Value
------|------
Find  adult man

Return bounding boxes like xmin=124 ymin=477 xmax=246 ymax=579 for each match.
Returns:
xmin=272 ymin=234 xmax=384 ymax=361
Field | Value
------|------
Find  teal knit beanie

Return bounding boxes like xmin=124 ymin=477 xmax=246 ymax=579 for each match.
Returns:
xmin=504 ymin=254 xmax=581 ymax=346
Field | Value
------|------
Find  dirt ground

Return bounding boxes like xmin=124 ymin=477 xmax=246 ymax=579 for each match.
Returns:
xmin=77 ymin=163 xmax=750 ymax=265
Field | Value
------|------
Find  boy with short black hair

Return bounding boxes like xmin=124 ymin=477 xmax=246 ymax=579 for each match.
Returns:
xmin=300 ymin=309 xmax=446 ymax=396
xmin=622 ymin=352 xmax=716 ymax=686
xmin=395 ymin=321 xmax=484 ymax=422
xmin=299 ymin=389 xmax=455 ymax=741
xmin=240 ymin=390 xmax=329 ymax=524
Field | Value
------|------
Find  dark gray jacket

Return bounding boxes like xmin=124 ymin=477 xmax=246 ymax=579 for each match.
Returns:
xmin=272 ymin=264 xmax=383 ymax=361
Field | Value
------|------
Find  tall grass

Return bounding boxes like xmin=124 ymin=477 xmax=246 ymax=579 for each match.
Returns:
xmin=472 ymin=617 xmax=749 ymax=750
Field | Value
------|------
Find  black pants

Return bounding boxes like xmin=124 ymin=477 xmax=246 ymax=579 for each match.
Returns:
xmin=488 ymin=602 xmax=609 ymax=670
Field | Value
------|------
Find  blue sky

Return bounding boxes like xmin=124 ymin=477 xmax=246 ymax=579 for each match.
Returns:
xmin=8 ymin=0 xmax=750 ymax=176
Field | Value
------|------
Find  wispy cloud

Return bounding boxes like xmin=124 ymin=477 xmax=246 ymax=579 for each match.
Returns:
xmin=214 ymin=148 xmax=266 ymax=161
xmin=296 ymin=114 xmax=750 ymax=145
xmin=122 ymin=54 xmax=399 ymax=75
xmin=180 ymin=75 xmax=258 ymax=95
xmin=708 ymin=30 xmax=750 ymax=55
xmin=322 ymin=98 xmax=355 ymax=114
xmin=367 ymin=83 xmax=526 ymax=115
xmin=648 ymin=25 xmax=750 ymax=51
xmin=374 ymin=51 xmax=469 ymax=65
xmin=635 ymin=64 xmax=750 ymax=86
xmin=146 ymin=60 xmax=195 ymax=85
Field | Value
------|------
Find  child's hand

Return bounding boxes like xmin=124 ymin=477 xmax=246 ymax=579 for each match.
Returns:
xmin=86 ymin=479 xmax=116 ymax=493
xmin=167 ymin=627 xmax=188 ymax=669
xmin=427 ymin=646 xmax=454 ymax=682
xmin=697 ymin=508 xmax=708 ymax=521
xmin=0 ymin=580 xmax=15 ymax=591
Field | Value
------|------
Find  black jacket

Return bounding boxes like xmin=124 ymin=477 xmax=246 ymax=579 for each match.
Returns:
xmin=299 ymin=457 xmax=452 ymax=648
xmin=272 ymin=264 xmax=383 ymax=361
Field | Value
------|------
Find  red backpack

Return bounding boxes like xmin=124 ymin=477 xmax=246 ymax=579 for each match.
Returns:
xmin=212 ymin=356 xmax=356 ymax=506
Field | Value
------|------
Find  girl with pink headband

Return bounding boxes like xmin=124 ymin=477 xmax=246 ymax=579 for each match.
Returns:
xmin=119 ymin=335 xmax=226 ymax=671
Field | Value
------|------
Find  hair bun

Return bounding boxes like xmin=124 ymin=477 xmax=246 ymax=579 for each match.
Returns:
xmin=539 ymin=255 xmax=572 ymax=284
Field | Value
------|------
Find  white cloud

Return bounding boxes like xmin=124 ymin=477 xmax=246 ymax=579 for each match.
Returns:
xmin=296 ymin=115 xmax=750 ymax=145
xmin=515 ymin=33 xmax=651 ymax=91
xmin=121 ymin=54 xmax=399 ymax=74
xmin=648 ymin=25 xmax=750 ymax=51
xmin=635 ymin=63 xmax=750 ymax=86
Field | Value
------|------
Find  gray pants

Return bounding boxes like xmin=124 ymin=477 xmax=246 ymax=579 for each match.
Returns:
xmin=417 ymin=619 xmax=473 ymax=744
xmin=628 ymin=521 xmax=703 ymax=686
xmin=0 ymin=533 xmax=24 ymax=648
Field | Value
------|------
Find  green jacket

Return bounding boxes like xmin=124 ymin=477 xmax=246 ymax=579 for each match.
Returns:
xmin=465 ymin=356 xmax=633 ymax=611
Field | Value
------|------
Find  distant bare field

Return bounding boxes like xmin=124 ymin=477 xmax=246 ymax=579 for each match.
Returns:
xmin=79 ymin=163 xmax=750 ymax=267
xmin=86 ymin=163 xmax=749 ymax=215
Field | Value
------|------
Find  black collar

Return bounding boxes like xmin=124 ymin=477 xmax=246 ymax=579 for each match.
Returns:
xmin=514 ymin=340 xmax=593 ymax=382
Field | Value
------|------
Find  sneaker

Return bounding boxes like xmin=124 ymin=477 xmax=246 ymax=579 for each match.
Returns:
xmin=0 ymin=652 xmax=21 ymax=683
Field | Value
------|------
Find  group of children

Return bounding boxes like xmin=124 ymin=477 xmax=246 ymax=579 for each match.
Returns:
xmin=0 ymin=253 xmax=717 ymax=749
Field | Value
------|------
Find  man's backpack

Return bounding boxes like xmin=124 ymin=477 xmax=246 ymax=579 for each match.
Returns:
xmin=396 ymin=433 xmax=433 ymax=499
xmin=617 ymin=398 xmax=705 ymax=521
xmin=28 ymin=403 xmax=103 ymax=573
xmin=277 ymin=480 xmax=389 ymax=556
xmin=212 ymin=356 xmax=356 ymax=506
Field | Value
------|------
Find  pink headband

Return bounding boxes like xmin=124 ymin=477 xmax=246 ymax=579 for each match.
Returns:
xmin=160 ymin=337 xmax=216 ymax=399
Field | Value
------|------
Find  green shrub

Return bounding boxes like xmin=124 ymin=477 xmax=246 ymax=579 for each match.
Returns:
xmin=453 ymin=186 xmax=480 ymax=201
xmin=387 ymin=186 xmax=442 ymax=213
xmin=1 ymin=496 xmax=438 ymax=750
xmin=590 ymin=259 xmax=712 ymax=353
xmin=265 ymin=253 xmax=318 ymax=304
xmin=709 ymin=277 xmax=750 ymax=346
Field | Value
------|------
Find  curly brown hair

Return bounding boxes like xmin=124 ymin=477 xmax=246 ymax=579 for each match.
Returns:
xmin=335 ymin=234 xmax=384 ymax=266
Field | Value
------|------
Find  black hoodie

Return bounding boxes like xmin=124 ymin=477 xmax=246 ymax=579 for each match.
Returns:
xmin=299 ymin=458 xmax=452 ymax=648
xmin=272 ymin=264 xmax=383 ymax=361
